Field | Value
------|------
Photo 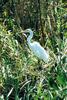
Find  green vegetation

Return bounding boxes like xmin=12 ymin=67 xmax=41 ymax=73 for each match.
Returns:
xmin=0 ymin=0 xmax=67 ymax=100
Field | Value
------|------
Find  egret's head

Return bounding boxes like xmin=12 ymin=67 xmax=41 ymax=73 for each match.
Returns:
xmin=24 ymin=29 xmax=33 ymax=34
xmin=23 ymin=28 xmax=33 ymax=37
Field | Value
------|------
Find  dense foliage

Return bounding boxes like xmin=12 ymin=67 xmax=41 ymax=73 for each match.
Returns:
xmin=0 ymin=0 xmax=67 ymax=100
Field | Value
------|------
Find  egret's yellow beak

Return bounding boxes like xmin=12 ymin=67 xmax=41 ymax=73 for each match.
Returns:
xmin=21 ymin=30 xmax=27 ymax=38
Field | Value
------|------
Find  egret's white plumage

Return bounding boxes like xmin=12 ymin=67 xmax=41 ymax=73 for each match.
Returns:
xmin=24 ymin=29 xmax=49 ymax=63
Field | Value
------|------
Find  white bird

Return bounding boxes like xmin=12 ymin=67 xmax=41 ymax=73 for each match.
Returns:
xmin=24 ymin=29 xmax=49 ymax=63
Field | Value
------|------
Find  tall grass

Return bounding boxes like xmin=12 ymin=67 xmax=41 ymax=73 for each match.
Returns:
xmin=0 ymin=1 xmax=67 ymax=100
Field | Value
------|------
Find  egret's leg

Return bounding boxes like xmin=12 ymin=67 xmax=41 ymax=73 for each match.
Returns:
xmin=37 ymin=59 xmax=42 ymax=70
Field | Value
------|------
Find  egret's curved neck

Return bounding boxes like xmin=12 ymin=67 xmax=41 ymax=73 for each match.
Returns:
xmin=27 ymin=31 xmax=33 ymax=45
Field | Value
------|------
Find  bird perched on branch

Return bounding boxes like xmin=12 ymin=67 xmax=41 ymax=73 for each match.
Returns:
xmin=23 ymin=29 xmax=49 ymax=63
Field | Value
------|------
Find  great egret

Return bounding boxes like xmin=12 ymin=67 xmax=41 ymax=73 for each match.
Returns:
xmin=23 ymin=29 xmax=49 ymax=63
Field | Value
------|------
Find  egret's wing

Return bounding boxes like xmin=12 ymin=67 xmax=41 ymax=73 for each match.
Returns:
xmin=31 ymin=42 xmax=44 ymax=58
xmin=30 ymin=42 xmax=49 ymax=62
xmin=35 ymin=49 xmax=41 ymax=58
